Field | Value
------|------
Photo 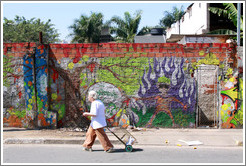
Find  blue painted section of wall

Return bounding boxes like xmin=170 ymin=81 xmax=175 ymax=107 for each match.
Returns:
xmin=23 ymin=53 xmax=35 ymax=122
xmin=23 ymin=45 xmax=56 ymax=127
xmin=35 ymin=45 xmax=56 ymax=127
xmin=35 ymin=46 xmax=48 ymax=113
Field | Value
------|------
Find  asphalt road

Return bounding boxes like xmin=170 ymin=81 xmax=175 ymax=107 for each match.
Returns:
xmin=2 ymin=144 xmax=244 ymax=164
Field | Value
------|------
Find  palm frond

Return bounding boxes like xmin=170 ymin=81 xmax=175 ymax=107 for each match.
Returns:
xmin=223 ymin=3 xmax=238 ymax=26
xmin=223 ymin=3 xmax=237 ymax=18
xmin=207 ymin=29 xmax=236 ymax=35
xmin=208 ymin=7 xmax=229 ymax=18
xmin=109 ymin=10 xmax=142 ymax=43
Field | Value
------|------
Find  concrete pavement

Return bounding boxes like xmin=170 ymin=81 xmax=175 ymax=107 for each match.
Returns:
xmin=2 ymin=127 xmax=244 ymax=147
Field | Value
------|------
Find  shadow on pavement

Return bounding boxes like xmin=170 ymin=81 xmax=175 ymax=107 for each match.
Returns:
xmin=3 ymin=128 xmax=33 ymax=132
xmin=90 ymin=148 xmax=143 ymax=153
xmin=112 ymin=148 xmax=143 ymax=153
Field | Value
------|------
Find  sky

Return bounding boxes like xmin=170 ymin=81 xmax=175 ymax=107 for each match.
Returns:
xmin=2 ymin=1 xmax=192 ymax=42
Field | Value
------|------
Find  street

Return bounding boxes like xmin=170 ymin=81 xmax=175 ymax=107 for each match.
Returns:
xmin=2 ymin=144 xmax=244 ymax=164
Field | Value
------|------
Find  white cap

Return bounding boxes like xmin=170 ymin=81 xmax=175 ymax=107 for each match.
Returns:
xmin=88 ymin=90 xmax=98 ymax=100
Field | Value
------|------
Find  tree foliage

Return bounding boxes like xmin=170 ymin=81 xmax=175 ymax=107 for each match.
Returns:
xmin=208 ymin=3 xmax=243 ymax=39
xmin=109 ymin=10 xmax=142 ymax=43
xmin=69 ymin=12 xmax=104 ymax=43
xmin=159 ymin=6 xmax=185 ymax=28
xmin=3 ymin=16 xmax=60 ymax=43
xmin=209 ymin=3 xmax=243 ymax=30
xmin=137 ymin=26 xmax=154 ymax=36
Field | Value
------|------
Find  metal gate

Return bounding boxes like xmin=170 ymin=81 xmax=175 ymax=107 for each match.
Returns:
xmin=196 ymin=65 xmax=219 ymax=128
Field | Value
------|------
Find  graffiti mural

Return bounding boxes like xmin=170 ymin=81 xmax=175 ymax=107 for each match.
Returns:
xmin=35 ymin=45 xmax=57 ymax=127
xmin=87 ymin=82 xmax=127 ymax=127
xmin=23 ymin=45 xmax=57 ymax=128
xmin=23 ymin=50 xmax=35 ymax=127
xmin=3 ymin=42 xmax=242 ymax=129
xmin=48 ymin=46 xmax=92 ymax=128
xmin=132 ymin=57 xmax=196 ymax=128
xmin=49 ymin=65 xmax=66 ymax=128
xmin=3 ymin=49 xmax=26 ymax=127
xmin=48 ymin=52 xmax=197 ymax=128
xmin=220 ymin=69 xmax=243 ymax=128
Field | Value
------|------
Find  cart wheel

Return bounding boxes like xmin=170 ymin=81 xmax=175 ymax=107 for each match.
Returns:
xmin=125 ymin=145 xmax=133 ymax=152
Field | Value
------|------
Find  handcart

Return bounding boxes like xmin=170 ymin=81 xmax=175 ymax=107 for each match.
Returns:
xmin=107 ymin=127 xmax=136 ymax=152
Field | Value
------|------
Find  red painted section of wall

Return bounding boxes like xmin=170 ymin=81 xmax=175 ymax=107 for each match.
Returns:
xmin=4 ymin=43 xmax=233 ymax=63
xmin=48 ymin=43 xmax=232 ymax=60
xmin=3 ymin=42 xmax=38 ymax=56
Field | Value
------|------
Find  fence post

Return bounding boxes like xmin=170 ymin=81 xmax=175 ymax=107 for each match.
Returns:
xmin=33 ymin=32 xmax=43 ymax=128
xmin=237 ymin=3 xmax=241 ymax=46
xmin=39 ymin=32 xmax=43 ymax=44
xmin=195 ymin=68 xmax=199 ymax=128
xmin=32 ymin=47 xmax=39 ymax=128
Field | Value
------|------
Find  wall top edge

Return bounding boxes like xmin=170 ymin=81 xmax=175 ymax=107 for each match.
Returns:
xmin=3 ymin=42 xmax=230 ymax=48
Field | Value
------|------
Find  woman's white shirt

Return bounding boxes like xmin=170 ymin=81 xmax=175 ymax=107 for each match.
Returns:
xmin=90 ymin=100 xmax=107 ymax=129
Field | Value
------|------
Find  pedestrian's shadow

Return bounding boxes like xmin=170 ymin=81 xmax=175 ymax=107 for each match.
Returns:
xmin=3 ymin=127 xmax=54 ymax=132
xmin=92 ymin=148 xmax=143 ymax=153
xmin=3 ymin=128 xmax=32 ymax=132
xmin=114 ymin=148 xmax=143 ymax=153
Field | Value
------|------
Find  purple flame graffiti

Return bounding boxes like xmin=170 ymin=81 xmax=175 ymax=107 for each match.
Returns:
xmin=161 ymin=57 xmax=196 ymax=113
xmin=138 ymin=58 xmax=161 ymax=108
xmin=136 ymin=57 xmax=196 ymax=114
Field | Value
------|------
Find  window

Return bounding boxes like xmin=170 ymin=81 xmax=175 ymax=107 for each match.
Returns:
xmin=188 ymin=8 xmax=192 ymax=18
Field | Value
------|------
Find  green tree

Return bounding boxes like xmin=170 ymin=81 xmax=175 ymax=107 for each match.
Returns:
xmin=208 ymin=3 xmax=243 ymax=39
xmin=137 ymin=25 xmax=165 ymax=36
xmin=3 ymin=16 xmax=60 ymax=43
xmin=137 ymin=26 xmax=152 ymax=36
xmin=159 ymin=6 xmax=185 ymax=28
xmin=69 ymin=12 xmax=104 ymax=43
xmin=109 ymin=10 xmax=142 ymax=43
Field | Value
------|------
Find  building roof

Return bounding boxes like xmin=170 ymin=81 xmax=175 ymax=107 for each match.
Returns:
xmin=166 ymin=34 xmax=235 ymax=43
xmin=134 ymin=34 xmax=166 ymax=43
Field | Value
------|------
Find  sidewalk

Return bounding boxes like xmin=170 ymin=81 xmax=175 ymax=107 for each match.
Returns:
xmin=2 ymin=127 xmax=244 ymax=147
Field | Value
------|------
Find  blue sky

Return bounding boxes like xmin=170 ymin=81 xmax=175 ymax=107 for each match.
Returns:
xmin=2 ymin=1 xmax=191 ymax=42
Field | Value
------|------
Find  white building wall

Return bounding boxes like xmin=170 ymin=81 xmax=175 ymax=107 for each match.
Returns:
xmin=180 ymin=3 xmax=208 ymax=34
xmin=166 ymin=21 xmax=180 ymax=38
xmin=166 ymin=3 xmax=209 ymax=39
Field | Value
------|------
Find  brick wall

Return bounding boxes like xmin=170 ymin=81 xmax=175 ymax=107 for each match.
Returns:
xmin=3 ymin=42 xmax=242 ymax=129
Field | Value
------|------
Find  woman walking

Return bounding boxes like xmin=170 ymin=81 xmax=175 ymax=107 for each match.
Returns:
xmin=82 ymin=90 xmax=114 ymax=153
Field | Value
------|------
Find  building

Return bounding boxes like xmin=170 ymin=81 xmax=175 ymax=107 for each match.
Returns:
xmin=99 ymin=27 xmax=114 ymax=43
xmin=134 ymin=28 xmax=166 ymax=43
xmin=166 ymin=3 xmax=238 ymax=43
xmin=167 ymin=34 xmax=235 ymax=44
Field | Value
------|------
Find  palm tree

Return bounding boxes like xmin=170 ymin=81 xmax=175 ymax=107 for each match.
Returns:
xmin=109 ymin=10 xmax=142 ymax=43
xmin=69 ymin=12 xmax=104 ymax=43
xmin=137 ymin=26 xmax=153 ymax=36
xmin=137 ymin=25 xmax=165 ymax=36
xmin=208 ymin=3 xmax=243 ymax=38
xmin=159 ymin=6 xmax=185 ymax=28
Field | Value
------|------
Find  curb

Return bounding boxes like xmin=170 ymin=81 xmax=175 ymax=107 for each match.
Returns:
xmin=3 ymin=138 xmax=243 ymax=147
xmin=3 ymin=138 xmax=122 ymax=145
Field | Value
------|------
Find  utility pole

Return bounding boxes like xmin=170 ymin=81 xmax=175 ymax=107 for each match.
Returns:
xmin=39 ymin=32 xmax=43 ymax=44
xmin=33 ymin=32 xmax=43 ymax=128
xmin=237 ymin=3 xmax=241 ymax=46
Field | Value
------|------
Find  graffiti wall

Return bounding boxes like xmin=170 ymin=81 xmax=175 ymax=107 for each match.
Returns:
xmin=3 ymin=43 xmax=57 ymax=128
xmin=3 ymin=43 xmax=27 ymax=127
xmin=219 ymin=68 xmax=243 ymax=128
xmin=3 ymin=42 xmax=242 ymax=129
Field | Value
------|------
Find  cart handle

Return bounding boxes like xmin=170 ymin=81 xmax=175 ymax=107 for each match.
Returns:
xmin=106 ymin=127 xmax=126 ymax=145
